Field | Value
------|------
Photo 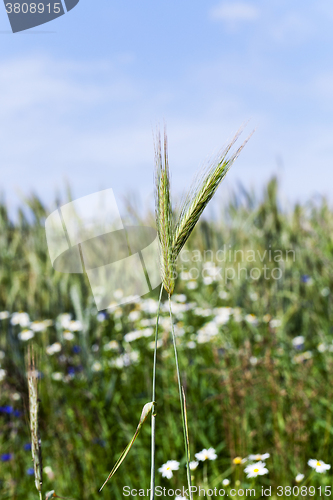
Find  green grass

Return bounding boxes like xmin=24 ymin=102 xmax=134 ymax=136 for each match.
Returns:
xmin=0 ymin=178 xmax=333 ymax=499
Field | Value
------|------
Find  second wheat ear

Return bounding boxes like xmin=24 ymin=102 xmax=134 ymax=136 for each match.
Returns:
xmin=155 ymin=127 xmax=253 ymax=296
xmin=26 ymin=345 xmax=43 ymax=500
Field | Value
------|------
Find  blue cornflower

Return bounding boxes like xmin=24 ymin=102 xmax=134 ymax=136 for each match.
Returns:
xmin=24 ymin=443 xmax=31 ymax=451
xmin=27 ymin=467 xmax=34 ymax=475
xmin=1 ymin=453 xmax=13 ymax=461
xmin=301 ymin=275 xmax=310 ymax=283
xmin=13 ymin=410 xmax=21 ymax=417
xmin=67 ymin=366 xmax=75 ymax=375
xmin=72 ymin=345 xmax=81 ymax=354
xmin=0 ymin=405 xmax=13 ymax=414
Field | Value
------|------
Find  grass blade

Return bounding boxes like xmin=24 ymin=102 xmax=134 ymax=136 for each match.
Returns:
xmin=99 ymin=402 xmax=154 ymax=492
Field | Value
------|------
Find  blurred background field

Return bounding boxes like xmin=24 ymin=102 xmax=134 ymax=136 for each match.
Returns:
xmin=0 ymin=178 xmax=333 ymax=499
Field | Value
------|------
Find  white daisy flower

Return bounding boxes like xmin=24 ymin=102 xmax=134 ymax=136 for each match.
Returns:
xmin=158 ymin=460 xmax=180 ymax=479
xmin=244 ymin=461 xmax=268 ymax=478
xmin=0 ymin=368 xmax=6 ymax=382
xmin=295 ymin=473 xmax=304 ymax=482
xmin=139 ymin=299 xmax=159 ymax=314
xmin=233 ymin=456 xmax=247 ymax=465
xmin=269 ymin=319 xmax=281 ymax=328
xmin=0 ymin=311 xmax=9 ymax=320
xmin=58 ymin=313 xmax=72 ymax=329
xmin=63 ymin=331 xmax=75 ymax=341
xmin=222 ymin=479 xmax=230 ymax=486
xmin=30 ymin=321 xmax=48 ymax=332
xmin=173 ymin=294 xmax=187 ymax=303
xmin=195 ymin=448 xmax=217 ymax=461
xmin=292 ymin=336 xmax=304 ymax=348
xmin=68 ymin=320 xmax=83 ymax=332
xmin=187 ymin=341 xmax=196 ymax=349
xmin=245 ymin=314 xmax=258 ymax=326
xmin=203 ymin=276 xmax=213 ymax=285
xmin=308 ymin=459 xmax=331 ymax=473
xmin=248 ymin=453 xmax=270 ymax=461
xmin=11 ymin=312 xmax=30 ymax=327
xmin=103 ymin=340 xmax=119 ymax=351
xmin=128 ymin=310 xmax=140 ymax=322
xmin=91 ymin=361 xmax=102 ymax=372
xmin=46 ymin=342 xmax=62 ymax=355
xmin=114 ymin=289 xmax=124 ymax=300
xmin=18 ymin=329 xmax=34 ymax=341
xmin=124 ymin=328 xmax=153 ymax=342
xmin=318 ymin=343 xmax=327 ymax=353
xmin=189 ymin=461 xmax=199 ymax=470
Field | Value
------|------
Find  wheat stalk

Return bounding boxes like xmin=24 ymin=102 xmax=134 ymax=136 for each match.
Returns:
xmin=26 ymin=345 xmax=43 ymax=500
xmin=154 ymin=126 xmax=251 ymax=498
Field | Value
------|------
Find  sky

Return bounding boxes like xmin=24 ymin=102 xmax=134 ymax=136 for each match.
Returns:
xmin=1 ymin=0 xmax=333 ymax=216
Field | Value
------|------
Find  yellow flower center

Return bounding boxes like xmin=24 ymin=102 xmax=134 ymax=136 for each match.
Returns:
xmin=316 ymin=461 xmax=321 ymax=467
xmin=253 ymin=468 xmax=259 ymax=473
xmin=233 ymin=457 xmax=242 ymax=464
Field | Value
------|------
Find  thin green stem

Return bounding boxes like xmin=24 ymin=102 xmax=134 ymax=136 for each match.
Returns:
xmin=168 ymin=295 xmax=193 ymax=500
xmin=150 ymin=284 xmax=164 ymax=500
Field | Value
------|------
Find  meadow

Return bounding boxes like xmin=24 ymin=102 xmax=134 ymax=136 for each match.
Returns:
xmin=0 ymin=178 xmax=332 ymax=499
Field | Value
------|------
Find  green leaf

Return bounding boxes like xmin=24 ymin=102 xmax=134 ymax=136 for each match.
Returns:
xmin=99 ymin=402 xmax=155 ymax=492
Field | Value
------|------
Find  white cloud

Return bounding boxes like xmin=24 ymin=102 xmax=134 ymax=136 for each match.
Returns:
xmin=269 ymin=13 xmax=314 ymax=45
xmin=209 ymin=2 xmax=259 ymax=23
xmin=0 ymin=48 xmax=332 ymax=217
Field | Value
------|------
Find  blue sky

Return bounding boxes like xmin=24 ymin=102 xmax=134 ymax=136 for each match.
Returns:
xmin=1 ymin=1 xmax=333 ymax=214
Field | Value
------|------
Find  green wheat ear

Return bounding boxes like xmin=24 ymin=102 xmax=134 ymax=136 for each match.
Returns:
xmin=172 ymin=128 xmax=253 ymax=258
xmin=154 ymin=127 xmax=252 ymax=295
xmin=155 ymin=130 xmax=175 ymax=296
